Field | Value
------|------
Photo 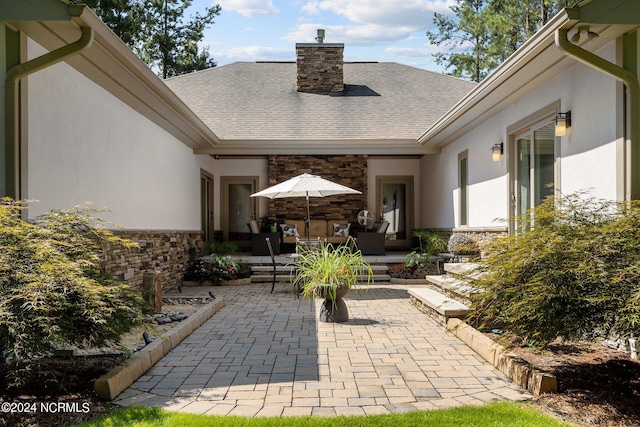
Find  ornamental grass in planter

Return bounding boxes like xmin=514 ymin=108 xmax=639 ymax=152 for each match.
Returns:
xmin=293 ymin=237 xmax=372 ymax=322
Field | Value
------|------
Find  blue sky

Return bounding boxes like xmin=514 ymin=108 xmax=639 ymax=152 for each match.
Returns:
xmin=188 ymin=0 xmax=456 ymax=73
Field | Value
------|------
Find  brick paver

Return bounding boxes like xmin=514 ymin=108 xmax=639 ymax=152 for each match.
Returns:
xmin=114 ymin=283 xmax=530 ymax=416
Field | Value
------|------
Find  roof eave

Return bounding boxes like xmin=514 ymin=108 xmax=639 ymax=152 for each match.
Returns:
xmin=418 ymin=8 xmax=580 ymax=148
xmin=194 ymin=138 xmax=440 ymax=156
xmin=6 ymin=5 xmax=219 ymax=150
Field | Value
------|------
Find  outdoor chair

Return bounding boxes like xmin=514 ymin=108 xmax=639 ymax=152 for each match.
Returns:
xmin=356 ymin=220 xmax=389 ymax=255
xmin=295 ymin=236 xmax=321 ymax=254
xmin=249 ymin=220 xmax=280 ymax=256
xmin=265 ymin=237 xmax=277 ymax=293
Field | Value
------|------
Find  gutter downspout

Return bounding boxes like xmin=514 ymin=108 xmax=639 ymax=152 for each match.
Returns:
xmin=4 ymin=25 xmax=94 ymax=199
xmin=556 ymin=28 xmax=640 ymax=199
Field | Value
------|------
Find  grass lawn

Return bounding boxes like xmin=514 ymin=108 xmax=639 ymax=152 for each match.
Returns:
xmin=77 ymin=402 xmax=571 ymax=426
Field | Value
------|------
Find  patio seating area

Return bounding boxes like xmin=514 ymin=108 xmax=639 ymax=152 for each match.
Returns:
xmin=113 ymin=282 xmax=530 ymax=416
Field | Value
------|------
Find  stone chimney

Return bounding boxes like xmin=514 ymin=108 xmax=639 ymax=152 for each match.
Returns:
xmin=296 ymin=29 xmax=344 ymax=93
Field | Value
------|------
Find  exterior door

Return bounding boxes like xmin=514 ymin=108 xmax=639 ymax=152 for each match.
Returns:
xmin=221 ymin=176 xmax=258 ymax=249
xmin=512 ymin=121 xmax=556 ymax=231
xmin=376 ymin=176 xmax=414 ymax=249
xmin=200 ymin=171 xmax=214 ymax=243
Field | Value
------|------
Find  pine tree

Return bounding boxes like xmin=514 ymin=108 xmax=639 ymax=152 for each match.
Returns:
xmin=84 ymin=0 xmax=221 ymax=78
xmin=427 ymin=0 xmax=574 ymax=82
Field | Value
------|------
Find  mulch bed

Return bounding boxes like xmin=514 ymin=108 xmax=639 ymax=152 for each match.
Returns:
xmin=0 ymin=355 xmax=124 ymax=427
xmin=507 ymin=341 xmax=640 ymax=426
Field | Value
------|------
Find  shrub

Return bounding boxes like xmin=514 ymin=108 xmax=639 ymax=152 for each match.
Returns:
xmin=412 ymin=230 xmax=448 ymax=256
xmin=183 ymin=255 xmax=249 ymax=282
xmin=447 ymin=233 xmax=479 ymax=255
xmin=0 ymin=200 xmax=148 ymax=386
xmin=388 ymin=262 xmax=438 ymax=279
xmin=470 ymin=192 xmax=640 ymax=347
xmin=205 ymin=240 xmax=238 ymax=256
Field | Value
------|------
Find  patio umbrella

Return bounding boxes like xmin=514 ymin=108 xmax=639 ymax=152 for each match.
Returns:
xmin=250 ymin=173 xmax=362 ymax=239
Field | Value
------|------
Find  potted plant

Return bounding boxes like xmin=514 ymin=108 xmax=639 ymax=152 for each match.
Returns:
xmin=293 ymin=237 xmax=373 ymax=323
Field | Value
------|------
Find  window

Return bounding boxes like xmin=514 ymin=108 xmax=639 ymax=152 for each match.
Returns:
xmin=459 ymin=151 xmax=468 ymax=226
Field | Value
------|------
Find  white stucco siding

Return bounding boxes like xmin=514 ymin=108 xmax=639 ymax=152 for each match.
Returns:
xmin=25 ymin=39 xmax=201 ymax=230
xmin=555 ymin=45 xmax=619 ymax=201
xmin=420 ymin=41 xmax=621 ymax=229
xmin=420 ymin=122 xmax=509 ymax=229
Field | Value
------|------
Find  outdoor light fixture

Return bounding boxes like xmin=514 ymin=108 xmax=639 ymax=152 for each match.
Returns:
xmin=555 ymin=111 xmax=571 ymax=136
xmin=491 ymin=142 xmax=503 ymax=162
xmin=570 ymin=26 xmax=599 ymax=44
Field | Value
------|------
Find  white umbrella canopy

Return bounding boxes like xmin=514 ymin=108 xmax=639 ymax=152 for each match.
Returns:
xmin=251 ymin=173 xmax=362 ymax=238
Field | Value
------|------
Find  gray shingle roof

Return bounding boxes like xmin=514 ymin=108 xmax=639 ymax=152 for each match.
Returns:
xmin=165 ymin=62 xmax=475 ymax=141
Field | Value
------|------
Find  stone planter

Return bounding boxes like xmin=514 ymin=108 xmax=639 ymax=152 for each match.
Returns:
xmin=318 ymin=284 xmax=350 ymax=323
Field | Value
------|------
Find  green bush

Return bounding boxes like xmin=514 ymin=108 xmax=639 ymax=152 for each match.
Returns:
xmin=205 ymin=240 xmax=238 ymax=256
xmin=0 ymin=200 xmax=148 ymax=386
xmin=183 ymin=255 xmax=250 ymax=282
xmin=471 ymin=192 xmax=640 ymax=347
xmin=412 ymin=229 xmax=448 ymax=256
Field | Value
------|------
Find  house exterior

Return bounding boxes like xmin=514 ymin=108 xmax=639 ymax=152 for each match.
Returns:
xmin=1 ymin=0 xmax=639 ymax=291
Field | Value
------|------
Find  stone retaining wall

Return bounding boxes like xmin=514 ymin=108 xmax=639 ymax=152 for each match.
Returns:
xmin=101 ymin=230 xmax=202 ymax=293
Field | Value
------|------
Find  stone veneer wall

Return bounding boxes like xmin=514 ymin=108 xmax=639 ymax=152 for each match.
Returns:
xmin=451 ymin=227 xmax=508 ymax=258
xmin=296 ymin=43 xmax=344 ymax=93
xmin=267 ymin=155 xmax=367 ymax=223
xmin=101 ymin=230 xmax=203 ymax=293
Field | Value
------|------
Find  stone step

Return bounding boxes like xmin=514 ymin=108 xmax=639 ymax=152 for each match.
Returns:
xmin=408 ymin=288 xmax=471 ymax=322
xmin=443 ymin=262 xmax=484 ymax=280
xmin=424 ymin=275 xmax=481 ymax=298
xmin=251 ymin=274 xmax=391 ymax=283
xmin=251 ymin=264 xmax=388 ymax=273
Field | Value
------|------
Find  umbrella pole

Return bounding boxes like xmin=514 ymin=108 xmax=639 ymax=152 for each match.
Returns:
xmin=305 ymin=192 xmax=311 ymax=239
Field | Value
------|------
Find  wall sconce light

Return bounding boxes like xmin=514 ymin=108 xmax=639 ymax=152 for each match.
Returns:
xmin=555 ymin=111 xmax=571 ymax=136
xmin=491 ymin=142 xmax=503 ymax=162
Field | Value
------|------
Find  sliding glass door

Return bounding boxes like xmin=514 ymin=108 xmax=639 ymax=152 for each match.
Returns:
xmin=512 ymin=121 xmax=557 ymax=230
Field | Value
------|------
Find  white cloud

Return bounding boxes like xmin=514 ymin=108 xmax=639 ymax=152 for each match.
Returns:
xmin=219 ymin=0 xmax=280 ymax=17
xmin=284 ymin=23 xmax=415 ymax=46
xmin=207 ymin=44 xmax=293 ymax=64
xmin=300 ymin=0 xmax=454 ymax=28
xmin=290 ymin=0 xmax=456 ymax=47
xmin=385 ymin=46 xmax=433 ymax=57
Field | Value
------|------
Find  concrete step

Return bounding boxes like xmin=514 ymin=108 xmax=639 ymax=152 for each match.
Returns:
xmin=424 ymin=275 xmax=481 ymax=298
xmin=408 ymin=288 xmax=471 ymax=322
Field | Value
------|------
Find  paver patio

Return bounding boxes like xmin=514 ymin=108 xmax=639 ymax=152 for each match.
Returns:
xmin=114 ymin=283 xmax=530 ymax=417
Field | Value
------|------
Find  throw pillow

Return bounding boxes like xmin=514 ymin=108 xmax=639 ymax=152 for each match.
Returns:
xmin=333 ymin=223 xmax=351 ymax=237
xmin=280 ymin=224 xmax=300 ymax=237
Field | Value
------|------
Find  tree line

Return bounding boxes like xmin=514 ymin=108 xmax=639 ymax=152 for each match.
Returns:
xmin=83 ymin=0 xmax=221 ymax=79
xmin=84 ymin=0 xmax=576 ymax=82
xmin=428 ymin=0 xmax=576 ymax=82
